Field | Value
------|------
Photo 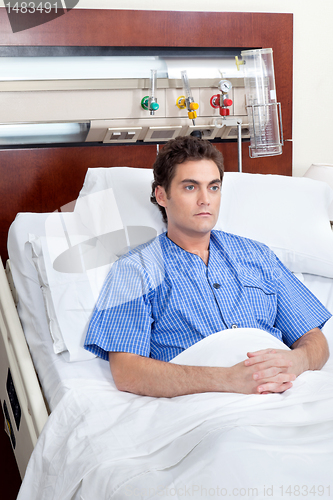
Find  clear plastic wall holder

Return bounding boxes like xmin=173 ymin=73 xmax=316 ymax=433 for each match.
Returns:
xmin=241 ymin=48 xmax=283 ymax=158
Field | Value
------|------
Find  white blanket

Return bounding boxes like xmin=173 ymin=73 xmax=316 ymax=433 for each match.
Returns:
xmin=18 ymin=329 xmax=333 ymax=500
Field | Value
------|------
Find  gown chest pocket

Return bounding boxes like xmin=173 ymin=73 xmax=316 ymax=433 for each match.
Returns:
xmin=241 ymin=276 xmax=277 ymax=324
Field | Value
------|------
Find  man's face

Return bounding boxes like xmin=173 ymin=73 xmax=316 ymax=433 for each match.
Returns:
xmin=155 ymin=159 xmax=222 ymax=240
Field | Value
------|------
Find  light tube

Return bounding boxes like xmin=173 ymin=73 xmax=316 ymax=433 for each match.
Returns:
xmin=0 ymin=122 xmax=90 ymax=145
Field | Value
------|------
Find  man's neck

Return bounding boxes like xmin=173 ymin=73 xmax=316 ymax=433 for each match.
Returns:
xmin=166 ymin=230 xmax=211 ymax=265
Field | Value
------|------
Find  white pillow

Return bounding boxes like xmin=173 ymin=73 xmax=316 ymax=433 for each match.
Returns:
xmin=77 ymin=166 xmax=166 ymax=236
xmin=28 ymin=174 xmax=164 ymax=361
xmin=303 ymin=164 xmax=333 ymax=220
xmin=28 ymin=210 xmax=119 ymax=361
xmin=216 ymin=173 xmax=333 ymax=278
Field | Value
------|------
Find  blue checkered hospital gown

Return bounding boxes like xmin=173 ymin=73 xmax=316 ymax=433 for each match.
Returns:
xmin=84 ymin=231 xmax=331 ymax=362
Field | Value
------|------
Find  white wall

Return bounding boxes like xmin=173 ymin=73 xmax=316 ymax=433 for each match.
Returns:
xmin=2 ymin=0 xmax=333 ymax=175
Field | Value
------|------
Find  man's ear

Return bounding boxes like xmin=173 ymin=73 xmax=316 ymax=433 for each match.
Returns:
xmin=155 ymin=186 xmax=167 ymax=208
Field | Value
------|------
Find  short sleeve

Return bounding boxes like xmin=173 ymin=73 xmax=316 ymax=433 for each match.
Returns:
xmin=84 ymin=256 xmax=155 ymax=360
xmin=273 ymin=256 xmax=332 ymax=346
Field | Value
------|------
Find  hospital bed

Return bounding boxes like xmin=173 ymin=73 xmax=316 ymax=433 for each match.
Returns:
xmin=1 ymin=165 xmax=333 ymax=499
xmin=2 ymin=6 xmax=326 ymax=497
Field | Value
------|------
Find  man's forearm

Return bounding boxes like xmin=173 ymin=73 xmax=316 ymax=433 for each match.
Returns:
xmin=109 ymin=352 xmax=232 ymax=397
xmin=109 ymin=351 xmax=295 ymax=397
xmin=291 ymin=327 xmax=330 ymax=374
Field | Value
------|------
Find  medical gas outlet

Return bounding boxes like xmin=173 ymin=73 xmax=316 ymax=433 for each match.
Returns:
xmin=210 ymin=79 xmax=233 ymax=117
xmin=141 ymin=69 xmax=160 ymax=115
xmin=141 ymin=96 xmax=159 ymax=114
xmin=177 ymin=70 xmax=199 ymax=125
xmin=176 ymin=96 xmax=199 ymax=121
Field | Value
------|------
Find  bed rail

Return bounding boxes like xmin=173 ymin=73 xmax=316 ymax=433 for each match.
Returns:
xmin=0 ymin=257 xmax=49 ymax=478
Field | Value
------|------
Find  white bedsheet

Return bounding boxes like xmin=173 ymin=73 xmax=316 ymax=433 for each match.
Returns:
xmin=17 ymin=329 xmax=333 ymax=500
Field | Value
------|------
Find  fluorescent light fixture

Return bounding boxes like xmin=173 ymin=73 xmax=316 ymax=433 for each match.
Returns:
xmin=0 ymin=122 xmax=90 ymax=145
xmin=0 ymin=57 xmax=169 ymax=81
xmin=0 ymin=55 xmax=243 ymax=81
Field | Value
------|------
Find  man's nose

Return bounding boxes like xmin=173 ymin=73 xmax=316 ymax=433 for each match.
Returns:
xmin=198 ymin=189 xmax=210 ymax=205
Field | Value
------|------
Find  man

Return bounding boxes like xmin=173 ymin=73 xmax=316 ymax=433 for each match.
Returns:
xmin=85 ymin=136 xmax=331 ymax=397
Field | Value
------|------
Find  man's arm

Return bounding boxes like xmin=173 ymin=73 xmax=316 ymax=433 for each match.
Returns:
xmin=290 ymin=327 xmax=330 ymax=371
xmin=244 ymin=327 xmax=329 ymax=393
xmin=109 ymin=350 xmax=295 ymax=398
xmin=109 ymin=328 xmax=329 ymax=397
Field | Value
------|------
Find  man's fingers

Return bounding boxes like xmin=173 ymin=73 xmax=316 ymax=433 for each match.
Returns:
xmin=247 ymin=348 xmax=276 ymax=358
xmin=231 ymin=356 xmax=296 ymax=395
xmin=253 ymin=369 xmax=296 ymax=383
xmin=253 ymin=366 xmax=282 ymax=380
xmin=245 ymin=353 xmax=293 ymax=369
xmin=245 ymin=352 xmax=277 ymax=365
xmin=257 ymin=381 xmax=293 ymax=394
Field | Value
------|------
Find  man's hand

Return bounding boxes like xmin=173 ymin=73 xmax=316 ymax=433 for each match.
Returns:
xmin=242 ymin=348 xmax=297 ymax=394
xmin=242 ymin=328 xmax=329 ymax=394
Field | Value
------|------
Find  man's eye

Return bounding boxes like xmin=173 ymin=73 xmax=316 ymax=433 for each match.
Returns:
xmin=210 ymin=185 xmax=220 ymax=191
xmin=185 ymin=185 xmax=195 ymax=191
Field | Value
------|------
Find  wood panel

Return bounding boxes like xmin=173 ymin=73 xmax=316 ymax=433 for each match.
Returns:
xmin=0 ymin=140 xmax=292 ymax=261
xmin=0 ymin=10 xmax=292 ymax=48
xmin=0 ymin=9 xmax=293 ymax=262
xmin=0 ymin=144 xmax=157 ymax=260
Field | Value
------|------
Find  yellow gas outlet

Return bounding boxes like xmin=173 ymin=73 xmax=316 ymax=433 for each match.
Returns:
xmin=176 ymin=96 xmax=186 ymax=109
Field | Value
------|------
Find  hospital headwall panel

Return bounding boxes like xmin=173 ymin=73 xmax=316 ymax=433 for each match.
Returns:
xmin=0 ymin=9 xmax=293 ymax=261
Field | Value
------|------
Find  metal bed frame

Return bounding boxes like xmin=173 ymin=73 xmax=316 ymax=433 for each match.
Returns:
xmin=0 ymin=258 xmax=49 ymax=478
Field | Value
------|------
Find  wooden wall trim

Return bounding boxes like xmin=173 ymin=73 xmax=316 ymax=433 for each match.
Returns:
xmin=0 ymin=10 xmax=291 ymax=47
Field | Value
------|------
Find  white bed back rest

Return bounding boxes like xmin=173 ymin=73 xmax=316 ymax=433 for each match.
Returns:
xmin=303 ymin=163 xmax=333 ymax=220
